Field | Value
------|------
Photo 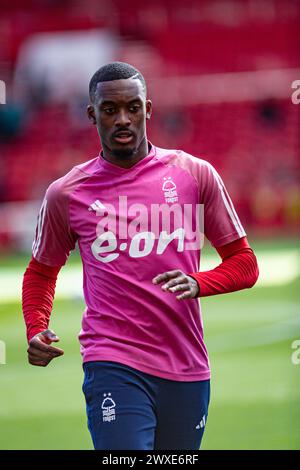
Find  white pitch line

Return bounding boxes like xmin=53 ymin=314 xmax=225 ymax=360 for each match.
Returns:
xmin=0 ymin=248 xmax=299 ymax=303
xmin=208 ymin=312 xmax=300 ymax=353
xmin=201 ymin=249 xmax=300 ymax=287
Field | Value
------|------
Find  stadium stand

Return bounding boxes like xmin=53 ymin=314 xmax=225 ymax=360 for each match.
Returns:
xmin=0 ymin=0 xmax=299 ymax=241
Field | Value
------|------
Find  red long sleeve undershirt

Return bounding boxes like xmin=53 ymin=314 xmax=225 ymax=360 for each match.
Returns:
xmin=22 ymin=236 xmax=258 ymax=343
xmin=22 ymin=260 xmax=61 ymax=343
xmin=189 ymin=237 xmax=259 ymax=296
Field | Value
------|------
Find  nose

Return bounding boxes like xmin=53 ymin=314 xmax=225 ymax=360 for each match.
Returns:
xmin=115 ymin=109 xmax=131 ymax=127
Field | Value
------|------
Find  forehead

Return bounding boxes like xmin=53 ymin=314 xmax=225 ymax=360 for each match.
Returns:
xmin=95 ymin=77 xmax=145 ymax=104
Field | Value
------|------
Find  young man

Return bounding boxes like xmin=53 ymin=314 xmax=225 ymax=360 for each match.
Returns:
xmin=22 ymin=62 xmax=259 ymax=450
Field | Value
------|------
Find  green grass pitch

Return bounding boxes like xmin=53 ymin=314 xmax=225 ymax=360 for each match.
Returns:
xmin=0 ymin=239 xmax=299 ymax=449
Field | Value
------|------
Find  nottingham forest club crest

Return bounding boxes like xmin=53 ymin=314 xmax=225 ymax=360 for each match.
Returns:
xmin=162 ymin=177 xmax=178 ymax=203
xmin=101 ymin=393 xmax=116 ymax=422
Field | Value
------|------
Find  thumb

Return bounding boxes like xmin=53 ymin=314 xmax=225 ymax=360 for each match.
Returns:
xmin=41 ymin=329 xmax=60 ymax=344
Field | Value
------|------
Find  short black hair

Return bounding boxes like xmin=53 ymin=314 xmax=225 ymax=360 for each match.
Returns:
xmin=89 ymin=61 xmax=146 ymax=102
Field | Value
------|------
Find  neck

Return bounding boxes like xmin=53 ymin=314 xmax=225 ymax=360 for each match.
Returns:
xmin=102 ymin=138 xmax=149 ymax=169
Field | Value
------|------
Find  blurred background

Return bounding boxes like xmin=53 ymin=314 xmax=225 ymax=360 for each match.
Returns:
xmin=0 ymin=0 xmax=299 ymax=450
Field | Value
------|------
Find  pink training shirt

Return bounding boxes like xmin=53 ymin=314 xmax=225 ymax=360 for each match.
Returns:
xmin=32 ymin=143 xmax=246 ymax=381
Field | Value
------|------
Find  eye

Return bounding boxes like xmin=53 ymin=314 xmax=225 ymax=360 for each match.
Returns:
xmin=104 ymin=108 xmax=115 ymax=115
xmin=129 ymin=105 xmax=140 ymax=113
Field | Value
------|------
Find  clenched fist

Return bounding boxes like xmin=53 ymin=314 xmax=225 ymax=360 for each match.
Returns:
xmin=27 ymin=329 xmax=64 ymax=367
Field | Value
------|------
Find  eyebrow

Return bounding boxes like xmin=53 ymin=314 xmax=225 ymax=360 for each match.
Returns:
xmin=100 ymin=100 xmax=116 ymax=107
xmin=99 ymin=97 xmax=143 ymax=107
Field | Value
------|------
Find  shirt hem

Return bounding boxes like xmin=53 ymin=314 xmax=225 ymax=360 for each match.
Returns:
xmin=82 ymin=352 xmax=211 ymax=382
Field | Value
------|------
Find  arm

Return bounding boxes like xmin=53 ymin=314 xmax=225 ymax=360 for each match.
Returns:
xmin=23 ymin=256 xmax=61 ymax=342
xmin=188 ymin=236 xmax=259 ymax=296
xmin=152 ymin=236 xmax=259 ymax=299
xmin=22 ymin=256 xmax=64 ymax=366
xmin=23 ymin=180 xmax=77 ymax=366
xmin=153 ymin=161 xmax=258 ymax=298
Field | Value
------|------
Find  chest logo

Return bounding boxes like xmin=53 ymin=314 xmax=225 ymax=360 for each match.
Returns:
xmin=162 ymin=177 xmax=178 ymax=203
xmin=88 ymin=199 xmax=106 ymax=213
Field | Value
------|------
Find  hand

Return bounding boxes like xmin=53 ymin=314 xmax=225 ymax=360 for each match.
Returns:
xmin=27 ymin=329 xmax=64 ymax=367
xmin=152 ymin=269 xmax=199 ymax=300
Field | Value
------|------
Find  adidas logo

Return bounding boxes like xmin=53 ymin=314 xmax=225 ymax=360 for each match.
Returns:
xmin=88 ymin=199 xmax=106 ymax=213
xmin=195 ymin=415 xmax=206 ymax=430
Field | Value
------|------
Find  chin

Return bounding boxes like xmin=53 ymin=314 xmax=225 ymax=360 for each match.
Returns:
xmin=111 ymin=146 xmax=136 ymax=159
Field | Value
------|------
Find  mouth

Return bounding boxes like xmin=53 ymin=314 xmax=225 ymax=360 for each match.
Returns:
xmin=113 ymin=131 xmax=134 ymax=144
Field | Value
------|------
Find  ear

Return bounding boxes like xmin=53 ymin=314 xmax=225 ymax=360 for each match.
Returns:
xmin=87 ymin=104 xmax=97 ymax=125
xmin=146 ymin=100 xmax=152 ymax=120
